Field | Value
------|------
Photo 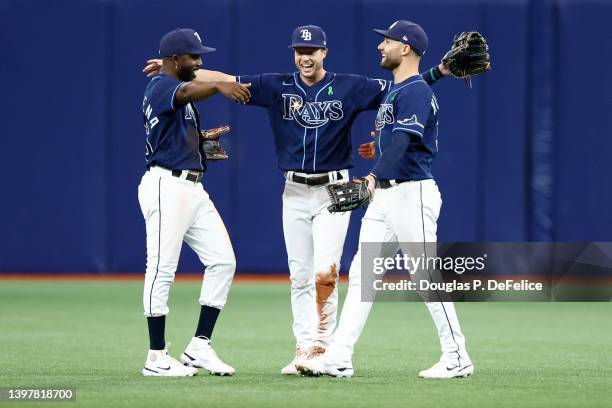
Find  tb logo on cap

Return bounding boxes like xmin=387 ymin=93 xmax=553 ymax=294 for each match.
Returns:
xmin=300 ymin=29 xmax=312 ymax=41
xmin=193 ymin=32 xmax=202 ymax=43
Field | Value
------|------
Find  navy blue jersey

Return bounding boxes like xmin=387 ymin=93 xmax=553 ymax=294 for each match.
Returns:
xmin=142 ymin=74 xmax=207 ymax=172
xmin=371 ymin=74 xmax=439 ymax=181
xmin=237 ymin=72 xmax=390 ymax=173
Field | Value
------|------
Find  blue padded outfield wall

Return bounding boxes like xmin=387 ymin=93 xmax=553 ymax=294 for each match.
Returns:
xmin=0 ymin=0 xmax=610 ymax=273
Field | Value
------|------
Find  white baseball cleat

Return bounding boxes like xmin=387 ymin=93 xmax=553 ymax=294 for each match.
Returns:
xmin=180 ymin=337 xmax=235 ymax=376
xmin=418 ymin=360 xmax=474 ymax=379
xmin=280 ymin=347 xmax=308 ymax=375
xmin=296 ymin=355 xmax=354 ymax=378
xmin=142 ymin=345 xmax=198 ymax=377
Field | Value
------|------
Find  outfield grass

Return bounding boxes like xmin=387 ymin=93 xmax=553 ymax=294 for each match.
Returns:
xmin=1 ymin=280 xmax=610 ymax=408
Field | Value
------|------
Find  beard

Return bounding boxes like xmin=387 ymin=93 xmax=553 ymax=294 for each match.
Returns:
xmin=380 ymin=55 xmax=400 ymax=71
xmin=177 ymin=65 xmax=196 ymax=82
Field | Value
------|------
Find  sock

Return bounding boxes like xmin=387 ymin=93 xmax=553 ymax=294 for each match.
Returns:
xmin=147 ymin=316 xmax=166 ymax=350
xmin=195 ymin=305 xmax=221 ymax=340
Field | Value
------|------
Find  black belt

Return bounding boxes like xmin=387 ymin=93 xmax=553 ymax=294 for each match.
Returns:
xmin=289 ymin=172 xmax=343 ymax=186
xmin=173 ymin=169 xmax=203 ymax=183
xmin=147 ymin=166 xmax=203 ymax=183
xmin=378 ymin=179 xmax=410 ymax=189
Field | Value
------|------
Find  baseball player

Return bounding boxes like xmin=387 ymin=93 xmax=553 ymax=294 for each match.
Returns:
xmin=297 ymin=21 xmax=474 ymax=378
xmin=143 ymin=24 xmax=452 ymax=375
xmin=139 ymin=28 xmax=251 ymax=377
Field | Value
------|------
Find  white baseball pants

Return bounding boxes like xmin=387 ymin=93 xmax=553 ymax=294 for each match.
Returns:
xmin=138 ymin=166 xmax=236 ymax=317
xmin=328 ymin=179 xmax=470 ymax=367
xmin=282 ymin=170 xmax=350 ymax=348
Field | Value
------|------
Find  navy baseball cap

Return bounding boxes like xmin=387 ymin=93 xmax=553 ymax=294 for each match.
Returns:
xmin=289 ymin=25 xmax=327 ymax=48
xmin=373 ymin=20 xmax=428 ymax=56
xmin=159 ymin=28 xmax=216 ymax=57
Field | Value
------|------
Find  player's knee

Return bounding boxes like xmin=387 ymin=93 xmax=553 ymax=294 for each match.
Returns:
xmin=290 ymin=275 xmax=314 ymax=290
xmin=315 ymin=263 xmax=339 ymax=285
xmin=347 ymin=256 xmax=362 ymax=280
xmin=145 ymin=268 xmax=176 ymax=285
xmin=154 ymin=258 xmax=179 ymax=275
xmin=223 ymin=254 xmax=237 ymax=271
xmin=212 ymin=256 xmax=236 ymax=275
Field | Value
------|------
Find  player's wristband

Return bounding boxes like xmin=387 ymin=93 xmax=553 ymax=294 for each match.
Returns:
xmin=426 ymin=66 xmax=445 ymax=83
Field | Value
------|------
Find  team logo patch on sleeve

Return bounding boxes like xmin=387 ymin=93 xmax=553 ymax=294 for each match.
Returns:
xmin=396 ymin=114 xmax=424 ymax=128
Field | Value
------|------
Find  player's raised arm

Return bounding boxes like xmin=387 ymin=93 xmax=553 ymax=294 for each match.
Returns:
xmin=143 ymin=58 xmax=236 ymax=82
xmin=194 ymin=69 xmax=236 ymax=83
xmin=175 ymin=80 xmax=251 ymax=105
xmin=147 ymin=32 xmax=251 ymax=105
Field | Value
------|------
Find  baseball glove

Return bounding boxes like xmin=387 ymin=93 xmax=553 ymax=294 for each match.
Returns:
xmin=201 ymin=125 xmax=230 ymax=160
xmin=442 ymin=31 xmax=491 ymax=88
xmin=326 ymin=178 xmax=372 ymax=213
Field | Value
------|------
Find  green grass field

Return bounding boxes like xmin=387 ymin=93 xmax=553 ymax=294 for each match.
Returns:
xmin=1 ymin=280 xmax=611 ymax=408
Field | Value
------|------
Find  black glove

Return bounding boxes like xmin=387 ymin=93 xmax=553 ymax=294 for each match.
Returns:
xmin=326 ymin=178 xmax=372 ymax=213
xmin=442 ymin=31 xmax=492 ymax=87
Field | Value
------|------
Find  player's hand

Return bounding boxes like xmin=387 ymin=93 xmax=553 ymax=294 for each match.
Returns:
xmin=216 ymin=82 xmax=251 ymax=104
xmin=358 ymin=141 xmax=376 ymax=159
xmin=358 ymin=130 xmax=377 ymax=159
xmin=438 ymin=62 xmax=451 ymax=76
xmin=364 ymin=174 xmax=376 ymax=195
xmin=143 ymin=59 xmax=163 ymax=77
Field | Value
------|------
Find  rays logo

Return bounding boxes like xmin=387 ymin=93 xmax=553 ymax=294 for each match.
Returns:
xmin=397 ymin=114 xmax=424 ymax=128
xmin=375 ymin=103 xmax=394 ymax=130
xmin=282 ymin=94 xmax=344 ymax=129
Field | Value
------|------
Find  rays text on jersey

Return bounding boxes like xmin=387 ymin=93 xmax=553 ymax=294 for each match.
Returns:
xmin=375 ymin=103 xmax=394 ymax=130
xmin=282 ymin=94 xmax=344 ymax=129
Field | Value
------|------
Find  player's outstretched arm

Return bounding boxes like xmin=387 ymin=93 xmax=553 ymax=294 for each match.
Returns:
xmin=194 ymin=69 xmax=236 ymax=83
xmin=143 ymin=59 xmax=236 ymax=82
xmin=175 ymin=81 xmax=251 ymax=105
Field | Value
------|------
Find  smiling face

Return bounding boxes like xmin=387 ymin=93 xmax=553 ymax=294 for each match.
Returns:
xmin=174 ymin=54 xmax=202 ymax=81
xmin=377 ymin=37 xmax=408 ymax=71
xmin=293 ymin=47 xmax=327 ymax=82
